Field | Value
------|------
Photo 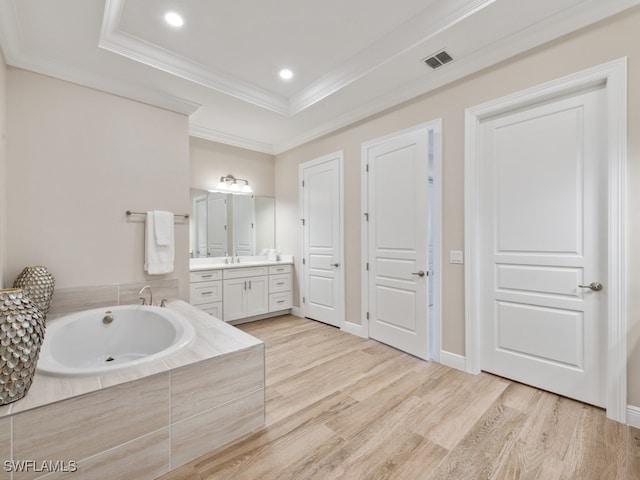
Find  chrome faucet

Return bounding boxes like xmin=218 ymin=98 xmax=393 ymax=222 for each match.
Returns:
xmin=138 ymin=285 xmax=154 ymax=306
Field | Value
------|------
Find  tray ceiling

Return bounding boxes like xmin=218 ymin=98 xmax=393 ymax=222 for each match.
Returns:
xmin=0 ymin=0 xmax=638 ymax=153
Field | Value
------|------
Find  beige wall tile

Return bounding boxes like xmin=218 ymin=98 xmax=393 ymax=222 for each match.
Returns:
xmin=171 ymin=388 xmax=264 ymax=468
xmin=0 ymin=416 xmax=10 ymax=480
xmin=118 ymin=279 xmax=179 ymax=306
xmin=47 ymin=285 xmax=118 ymax=318
xmin=39 ymin=428 xmax=171 ymax=480
xmin=171 ymin=345 xmax=264 ymax=423
xmin=13 ymin=372 xmax=170 ymax=479
xmin=8 ymin=374 xmax=101 ymax=416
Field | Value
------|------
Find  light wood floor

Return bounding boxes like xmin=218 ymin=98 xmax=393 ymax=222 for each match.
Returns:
xmin=158 ymin=315 xmax=640 ymax=480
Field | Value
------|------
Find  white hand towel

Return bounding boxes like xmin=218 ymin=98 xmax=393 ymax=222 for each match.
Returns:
xmin=144 ymin=211 xmax=174 ymax=274
xmin=153 ymin=210 xmax=174 ymax=246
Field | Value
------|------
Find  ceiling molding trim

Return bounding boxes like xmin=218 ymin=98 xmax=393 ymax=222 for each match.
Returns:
xmin=288 ymin=0 xmax=498 ymax=115
xmin=8 ymin=54 xmax=201 ymax=116
xmin=189 ymin=125 xmax=275 ymax=155
xmin=0 ymin=0 xmax=200 ymax=115
xmin=100 ymin=0 xmax=290 ymax=116
xmin=274 ymin=0 xmax=640 ymax=154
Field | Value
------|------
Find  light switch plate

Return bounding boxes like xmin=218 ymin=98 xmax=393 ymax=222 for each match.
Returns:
xmin=450 ymin=250 xmax=464 ymax=264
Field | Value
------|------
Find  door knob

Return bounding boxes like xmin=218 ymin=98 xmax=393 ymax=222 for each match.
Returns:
xmin=578 ymin=282 xmax=603 ymax=291
xmin=412 ymin=271 xmax=426 ymax=278
xmin=332 ymin=263 xmax=339 ymax=267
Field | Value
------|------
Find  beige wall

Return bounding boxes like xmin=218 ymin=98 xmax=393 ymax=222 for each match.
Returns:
xmin=6 ymin=69 xmax=191 ymax=299
xmin=190 ymin=137 xmax=275 ymax=197
xmin=275 ymin=8 xmax=640 ymax=405
xmin=0 ymin=49 xmax=6 ymax=289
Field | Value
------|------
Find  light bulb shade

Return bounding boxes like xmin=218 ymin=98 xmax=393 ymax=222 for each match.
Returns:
xmin=229 ymin=182 xmax=240 ymax=192
xmin=241 ymin=184 xmax=253 ymax=194
xmin=216 ymin=181 xmax=228 ymax=191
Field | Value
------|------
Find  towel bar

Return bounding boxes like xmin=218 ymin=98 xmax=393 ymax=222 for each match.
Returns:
xmin=126 ymin=210 xmax=190 ymax=219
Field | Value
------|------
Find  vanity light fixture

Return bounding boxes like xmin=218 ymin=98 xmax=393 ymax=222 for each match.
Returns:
xmin=164 ymin=11 xmax=184 ymax=27
xmin=213 ymin=175 xmax=253 ymax=195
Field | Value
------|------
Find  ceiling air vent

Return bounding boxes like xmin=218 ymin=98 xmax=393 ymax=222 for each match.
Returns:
xmin=423 ymin=50 xmax=453 ymax=69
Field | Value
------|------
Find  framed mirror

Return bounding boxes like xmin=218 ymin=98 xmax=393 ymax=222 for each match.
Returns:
xmin=190 ymin=189 xmax=275 ymax=258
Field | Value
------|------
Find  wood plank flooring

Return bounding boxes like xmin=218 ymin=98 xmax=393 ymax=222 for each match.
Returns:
xmin=158 ymin=315 xmax=640 ymax=480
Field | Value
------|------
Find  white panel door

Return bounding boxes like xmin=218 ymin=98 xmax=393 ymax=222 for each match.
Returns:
xmin=367 ymin=128 xmax=429 ymax=360
xmin=480 ymin=87 xmax=606 ymax=407
xmin=207 ymin=193 xmax=228 ymax=257
xmin=233 ymin=195 xmax=255 ymax=256
xmin=194 ymin=195 xmax=208 ymax=257
xmin=302 ymin=154 xmax=342 ymax=327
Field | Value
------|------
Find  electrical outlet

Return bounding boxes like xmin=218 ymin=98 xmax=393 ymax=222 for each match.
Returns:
xmin=450 ymin=250 xmax=464 ymax=264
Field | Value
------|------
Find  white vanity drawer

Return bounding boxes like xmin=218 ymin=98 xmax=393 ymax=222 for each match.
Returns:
xmin=268 ymin=264 xmax=292 ymax=275
xmin=190 ymin=280 xmax=222 ymax=305
xmin=196 ymin=302 xmax=223 ymax=319
xmin=269 ymin=291 xmax=292 ymax=312
xmin=223 ymin=266 xmax=269 ymax=279
xmin=269 ymin=274 xmax=291 ymax=293
xmin=189 ymin=270 xmax=222 ymax=283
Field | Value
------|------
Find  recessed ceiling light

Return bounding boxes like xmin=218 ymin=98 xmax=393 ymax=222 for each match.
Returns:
xmin=279 ymin=68 xmax=294 ymax=80
xmin=164 ymin=11 xmax=184 ymax=27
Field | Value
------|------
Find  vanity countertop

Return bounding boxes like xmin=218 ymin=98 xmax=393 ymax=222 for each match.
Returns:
xmin=189 ymin=255 xmax=293 ymax=272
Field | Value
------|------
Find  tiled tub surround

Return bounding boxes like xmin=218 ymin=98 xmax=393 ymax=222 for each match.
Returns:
xmin=0 ymin=297 xmax=265 ymax=480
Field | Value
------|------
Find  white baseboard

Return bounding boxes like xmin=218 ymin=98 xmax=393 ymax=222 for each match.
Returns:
xmin=342 ymin=321 xmax=367 ymax=338
xmin=440 ymin=350 xmax=466 ymax=372
xmin=627 ymin=405 xmax=640 ymax=427
xmin=290 ymin=307 xmax=303 ymax=317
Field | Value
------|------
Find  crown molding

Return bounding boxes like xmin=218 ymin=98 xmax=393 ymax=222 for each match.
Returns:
xmin=0 ymin=0 xmax=201 ymax=116
xmin=189 ymin=125 xmax=275 ymax=155
xmin=101 ymin=0 xmax=499 ymax=117
xmin=100 ymin=0 xmax=290 ymax=116
xmin=2 ymin=0 xmax=639 ymax=155
xmin=288 ymin=0 xmax=497 ymax=114
xmin=274 ymin=0 xmax=640 ymax=154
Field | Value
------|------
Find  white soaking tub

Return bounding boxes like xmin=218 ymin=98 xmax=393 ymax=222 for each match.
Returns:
xmin=37 ymin=304 xmax=195 ymax=377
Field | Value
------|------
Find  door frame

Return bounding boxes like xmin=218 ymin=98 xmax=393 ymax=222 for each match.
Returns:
xmin=298 ymin=151 xmax=345 ymax=330
xmin=361 ymin=119 xmax=443 ymax=359
xmin=464 ymin=58 xmax=627 ymax=422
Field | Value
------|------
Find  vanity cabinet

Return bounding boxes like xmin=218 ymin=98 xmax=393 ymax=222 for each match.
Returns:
xmin=268 ymin=264 xmax=293 ymax=312
xmin=189 ymin=270 xmax=223 ymax=317
xmin=190 ymin=262 xmax=293 ymax=323
xmin=223 ymin=267 xmax=269 ymax=322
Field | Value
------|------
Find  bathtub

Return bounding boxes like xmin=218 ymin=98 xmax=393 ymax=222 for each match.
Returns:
xmin=37 ymin=304 xmax=195 ymax=377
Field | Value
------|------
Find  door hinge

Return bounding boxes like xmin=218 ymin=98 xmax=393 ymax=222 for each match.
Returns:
xmin=251 ymin=223 xmax=254 ymax=229
xmin=366 ymin=312 xmax=370 ymax=320
xmin=364 ymin=213 xmax=369 ymax=221
xmin=303 ymin=296 xmax=306 ymax=303
xmin=301 ymin=218 xmax=305 ymax=225
xmin=366 ymin=164 xmax=369 ymax=173
xmin=302 ymin=180 xmax=305 ymax=187
xmin=302 ymin=258 xmax=306 ymax=265
xmin=366 ymin=262 xmax=369 ymax=271
xmin=224 ymin=225 xmax=227 ymax=230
